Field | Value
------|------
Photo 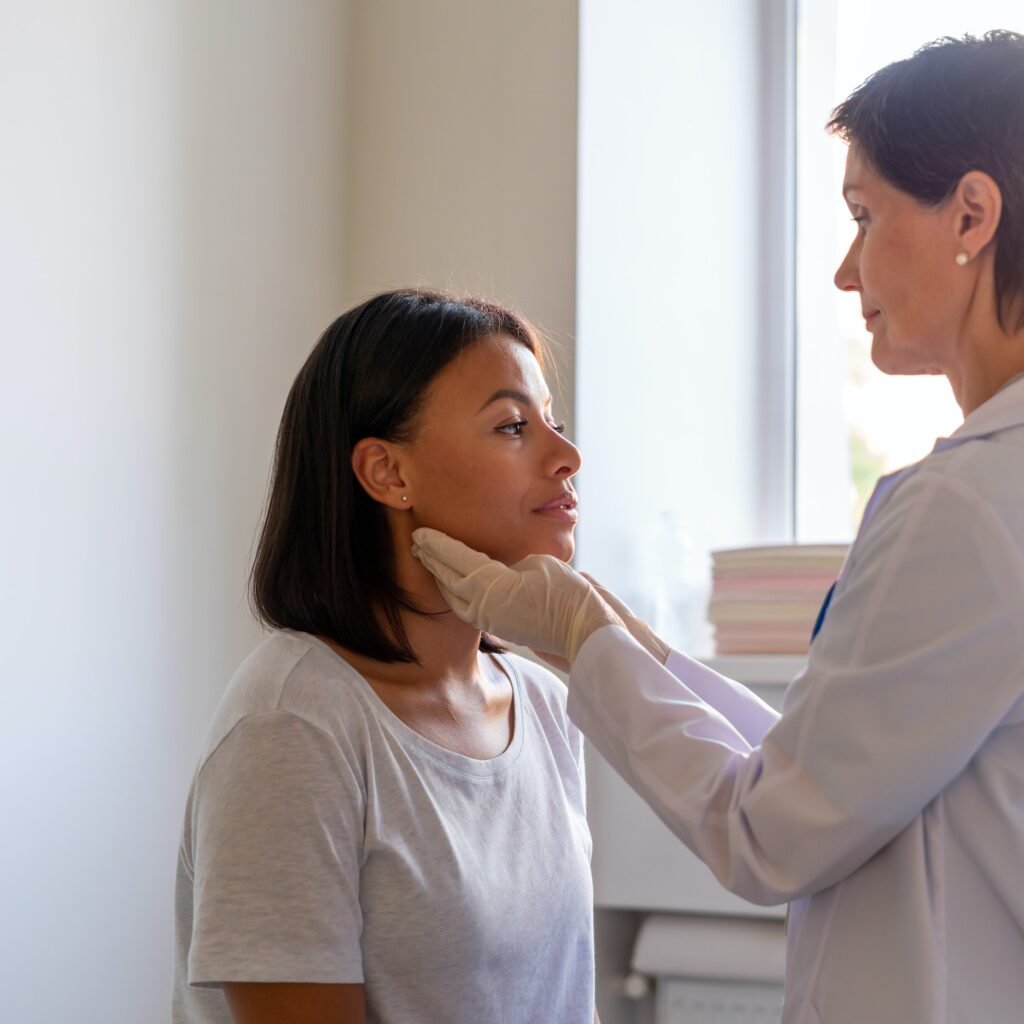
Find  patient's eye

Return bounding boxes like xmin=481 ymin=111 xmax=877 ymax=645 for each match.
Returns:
xmin=496 ymin=419 xmax=565 ymax=437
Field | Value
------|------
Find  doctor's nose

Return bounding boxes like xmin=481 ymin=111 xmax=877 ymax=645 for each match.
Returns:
xmin=834 ymin=241 xmax=860 ymax=293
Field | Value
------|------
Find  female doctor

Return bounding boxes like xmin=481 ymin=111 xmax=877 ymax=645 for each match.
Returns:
xmin=413 ymin=32 xmax=1024 ymax=1024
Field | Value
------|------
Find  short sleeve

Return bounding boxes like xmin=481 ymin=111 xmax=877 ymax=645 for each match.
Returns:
xmin=187 ymin=711 xmax=366 ymax=986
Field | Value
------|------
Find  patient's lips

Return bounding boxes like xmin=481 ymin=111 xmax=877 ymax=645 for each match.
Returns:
xmin=534 ymin=490 xmax=579 ymax=523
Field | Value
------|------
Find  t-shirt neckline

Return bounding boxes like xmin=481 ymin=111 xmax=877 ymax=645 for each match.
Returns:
xmin=297 ymin=631 xmax=526 ymax=779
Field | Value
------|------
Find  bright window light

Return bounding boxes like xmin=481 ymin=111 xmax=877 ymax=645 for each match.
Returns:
xmin=795 ymin=1 xmax=1022 ymax=540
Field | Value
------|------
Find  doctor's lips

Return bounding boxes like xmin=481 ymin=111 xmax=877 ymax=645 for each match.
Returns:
xmin=533 ymin=490 xmax=579 ymax=523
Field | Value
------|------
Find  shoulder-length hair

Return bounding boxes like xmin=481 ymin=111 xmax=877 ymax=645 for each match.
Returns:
xmin=250 ymin=288 xmax=545 ymax=662
xmin=827 ymin=30 xmax=1024 ymax=332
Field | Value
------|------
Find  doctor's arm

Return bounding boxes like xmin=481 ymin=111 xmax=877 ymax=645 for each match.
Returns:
xmin=582 ymin=573 xmax=780 ymax=746
xmin=569 ymin=472 xmax=1024 ymax=905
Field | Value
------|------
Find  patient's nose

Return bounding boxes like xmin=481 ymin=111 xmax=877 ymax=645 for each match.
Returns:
xmin=551 ymin=429 xmax=581 ymax=478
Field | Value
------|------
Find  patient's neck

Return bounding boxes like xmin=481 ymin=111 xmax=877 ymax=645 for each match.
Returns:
xmin=322 ymin=540 xmax=489 ymax=695
xmin=390 ymin=542 xmax=487 ymax=686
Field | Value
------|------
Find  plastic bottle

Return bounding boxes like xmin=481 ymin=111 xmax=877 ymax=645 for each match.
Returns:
xmin=652 ymin=510 xmax=712 ymax=656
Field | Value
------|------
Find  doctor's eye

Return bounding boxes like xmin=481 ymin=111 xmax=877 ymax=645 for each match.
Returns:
xmin=550 ymin=421 xmax=566 ymax=434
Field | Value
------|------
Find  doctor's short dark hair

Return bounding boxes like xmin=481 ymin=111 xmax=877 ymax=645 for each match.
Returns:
xmin=250 ymin=288 xmax=545 ymax=663
xmin=827 ymin=29 xmax=1024 ymax=333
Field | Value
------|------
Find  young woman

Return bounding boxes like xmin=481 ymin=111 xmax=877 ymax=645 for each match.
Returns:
xmin=172 ymin=290 xmax=595 ymax=1024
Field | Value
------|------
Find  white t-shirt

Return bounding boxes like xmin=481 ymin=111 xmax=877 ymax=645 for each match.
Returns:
xmin=172 ymin=630 xmax=594 ymax=1024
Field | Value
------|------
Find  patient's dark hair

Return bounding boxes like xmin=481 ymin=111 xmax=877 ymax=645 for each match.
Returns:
xmin=827 ymin=30 xmax=1024 ymax=332
xmin=251 ymin=288 xmax=543 ymax=662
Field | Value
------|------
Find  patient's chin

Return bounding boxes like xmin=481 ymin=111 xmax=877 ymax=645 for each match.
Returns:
xmin=415 ymin=517 xmax=575 ymax=567
xmin=493 ymin=533 xmax=575 ymax=566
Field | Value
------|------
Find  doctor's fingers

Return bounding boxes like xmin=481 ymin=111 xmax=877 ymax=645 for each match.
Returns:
xmin=414 ymin=546 xmax=512 ymax=613
xmin=414 ymin=548 xmax=515 ymax=634
xmin=411 ymin=527 xmax=497 ymax=577
xmin=431 ymin=579 xmax=477 ymax=623
xmin=412 ymin=544 xmax=468 ymax=591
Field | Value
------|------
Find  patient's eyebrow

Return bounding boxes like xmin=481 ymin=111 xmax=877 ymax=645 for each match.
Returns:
xmin=477 ymin=388 xmax=553 ymax=413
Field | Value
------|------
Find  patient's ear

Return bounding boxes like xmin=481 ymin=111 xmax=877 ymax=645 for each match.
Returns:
xmin=351 ymin=438 xmax=412 ymax=510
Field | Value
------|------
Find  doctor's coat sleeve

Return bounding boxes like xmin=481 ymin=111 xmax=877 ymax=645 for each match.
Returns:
xmin=568 ymin=469 xmax=1024 ymax=905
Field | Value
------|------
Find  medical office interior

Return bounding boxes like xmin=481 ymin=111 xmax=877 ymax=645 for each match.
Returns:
xmin=2 ymin=1 xmax=1018 ymax=1022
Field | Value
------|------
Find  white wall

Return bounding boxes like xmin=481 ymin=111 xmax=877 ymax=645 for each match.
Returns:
xmin=0 ymin=3 xmax=351 ymax=1020
xmin=343 ymin=0 xmax=579 ymax=431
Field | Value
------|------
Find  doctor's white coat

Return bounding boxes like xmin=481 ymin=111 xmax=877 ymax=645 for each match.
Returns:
xmin=569 ymin=378 xmax=1024 ymax=1024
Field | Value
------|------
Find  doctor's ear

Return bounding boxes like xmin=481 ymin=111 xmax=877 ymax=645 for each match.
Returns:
xmin=952 ymin=170 xmax=1002 ymax=259
xmin=351 ymin=438 xmax=413 ymax=510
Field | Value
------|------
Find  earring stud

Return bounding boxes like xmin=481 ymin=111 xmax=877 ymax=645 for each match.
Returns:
xmin=401 ymin=496 xmax=409 ymax=502
xmin=956 ymin=252 xmax=970 ymax=266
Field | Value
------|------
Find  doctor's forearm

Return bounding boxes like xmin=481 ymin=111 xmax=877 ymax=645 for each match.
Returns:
xmin=664 ymin=648 xmax=779 ymax=745
xmin=569 ymin=627 xmax=876 ymax=904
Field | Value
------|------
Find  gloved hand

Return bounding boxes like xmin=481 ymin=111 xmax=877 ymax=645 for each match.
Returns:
xmin=578 ymin=573 xmax=671 ymax=665
xmin=411 ymin=528 xmax=624 ymax=663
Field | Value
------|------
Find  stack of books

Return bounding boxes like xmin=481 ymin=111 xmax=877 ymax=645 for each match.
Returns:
xmin=708 ymin=544 xmax=849 ymax=656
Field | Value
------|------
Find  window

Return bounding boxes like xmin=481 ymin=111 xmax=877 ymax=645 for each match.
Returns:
xmin=795 ymin=0 xmax=1023 ymax=541
xmin=575 ymin=2 xmax=1022 ymax=653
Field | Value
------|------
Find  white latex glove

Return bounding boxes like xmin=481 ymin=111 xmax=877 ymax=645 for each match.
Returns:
xmin=411 ymin=528 xmax=623 ymax=663
xmin=579 ymin=573 xmax=670 ymax=665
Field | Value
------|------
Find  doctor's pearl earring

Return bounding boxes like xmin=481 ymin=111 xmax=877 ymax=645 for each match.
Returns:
xmin=956 ymin=252 xmax=971 ymax=266
xmin=401 ymin=496 xmax=409 ymax=503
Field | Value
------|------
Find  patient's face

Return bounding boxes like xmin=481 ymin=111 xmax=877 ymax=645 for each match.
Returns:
xmin=402 ymin=334 xmax=580 ymax=564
